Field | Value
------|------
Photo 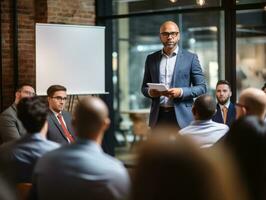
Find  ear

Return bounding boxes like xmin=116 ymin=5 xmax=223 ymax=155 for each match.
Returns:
xmin=15 ymin=91 xmax=20 ymax=99
xmin=242 ymin=106 xmax=247 ymax=115
xmin=103 ymin=118 xmax=111 ymax=131
xmin=229 ymin=90 xmax=232 ymax=97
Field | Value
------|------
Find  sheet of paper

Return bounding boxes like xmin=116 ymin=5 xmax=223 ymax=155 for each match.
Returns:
xmin=147 ymin=83 xmax=168 ymax=91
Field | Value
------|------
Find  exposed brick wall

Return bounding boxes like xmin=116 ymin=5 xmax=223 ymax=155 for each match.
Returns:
xmin=1 ymin=0 xmax=95 ymax=110
xmin=47 ymin=0 xmax=95 ymax=25
xmin=1 ymin=0 xmax=15 ymax=108
xmin=17 ymin=0 xmax=35 ymax=89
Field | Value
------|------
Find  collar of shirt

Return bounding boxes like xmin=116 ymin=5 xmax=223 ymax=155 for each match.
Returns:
xmin=218 ymin=100 xmax=230 ymax=110
xmin=161 ymin=45 xmax=179 ymax=57
xmin=191 ymin=119 xmax=213 ymax=125
xmin=76 ymin=138 xmax=103 ymax=153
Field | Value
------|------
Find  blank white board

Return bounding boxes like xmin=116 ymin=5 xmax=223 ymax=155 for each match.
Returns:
xmin=36 ymin=23 xmax=105 ymax=95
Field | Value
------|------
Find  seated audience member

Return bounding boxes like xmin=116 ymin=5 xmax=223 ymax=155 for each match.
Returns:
xmin=212 ymin=80 xmax=236 ymax=127
xmin=32 ymin=97 xmax=130 ymax=200
xmin=0 ymin=97 xmax=59 ymax=183
xmin=223 ymin=116 xmax=266 ymax=200
xmin=0 ymin=84 xmax=35 ymax=144
xmin=131 ymin=133 xmax=246 ymax=200
xmin=236 ymin=87 xmax=266 ymax=120
xmin=46 ymin=85 xmax=75 ymax=144
xmin=179 ymin=94 xmax=229 ymax=147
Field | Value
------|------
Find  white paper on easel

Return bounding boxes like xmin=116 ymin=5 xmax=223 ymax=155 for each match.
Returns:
xmin=147 ymin=83 xmax=168 ymax=91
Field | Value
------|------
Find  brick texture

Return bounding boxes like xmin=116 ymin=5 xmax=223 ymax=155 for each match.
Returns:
xmin=1 ymin=0 xmax=95 ymax=110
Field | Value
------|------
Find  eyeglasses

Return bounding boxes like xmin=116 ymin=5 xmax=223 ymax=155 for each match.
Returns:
xmin=20 ymin=90 xmax=35 ymax=97
xmin=235 ymin=102 xmax=246 ymax=109
xmin=52 ymin=96 xmax=67 ymax=101
xmin=160 ymin=32 xmax=179 ymax=37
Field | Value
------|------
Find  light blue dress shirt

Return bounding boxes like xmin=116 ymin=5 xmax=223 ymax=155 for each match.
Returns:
xmin=179 ymin=119 xmax=229 ymax=148
xmin=34 ymin=139 xmax=130 ymax=200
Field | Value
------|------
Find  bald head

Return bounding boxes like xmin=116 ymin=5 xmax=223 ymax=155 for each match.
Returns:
xmin=159 ymin=21 xmax=179 ymax=33
xmin=238 ymin=88 xmax=266 ymax=120
xmin=73 ymin=96 xmax=110 ymax=139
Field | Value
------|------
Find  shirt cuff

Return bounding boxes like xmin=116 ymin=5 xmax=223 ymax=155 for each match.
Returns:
xmin=148 ymin=89 xmax=153 ymax=97
xmin=179 ymin=88 xmax=183 ymax=97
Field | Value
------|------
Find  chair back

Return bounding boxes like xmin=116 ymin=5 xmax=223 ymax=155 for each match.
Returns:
xmin=16 ymin=183 xmax=32 ymax=200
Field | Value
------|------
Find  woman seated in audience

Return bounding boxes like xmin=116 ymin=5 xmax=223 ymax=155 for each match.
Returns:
xmin=223 ymin=116 xmax=266 ymax=200
xmin=131 ymin=129 xmax=246 ymax=200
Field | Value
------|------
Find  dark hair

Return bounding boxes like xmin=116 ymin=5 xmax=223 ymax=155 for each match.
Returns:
xmin=16 ymin=83 xmax=34 ymax=92
xmin=261 ymin=83 xmax=266 ymax=91
xmin=193 ymin=94 xmax=216 ymax=120
xmin=216 ymin=80 xmax=231 ymax=90
xmin=224 ymin=116 xmax=266 ymax=200
xmin=47 ymin=85 xmax=66 ymax=97
xmin=17 ymin=96 xmax=48 ymax=134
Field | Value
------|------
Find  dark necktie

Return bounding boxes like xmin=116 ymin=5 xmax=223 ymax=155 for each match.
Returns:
xmin=57 ymin=113 xmax=74 ymax=143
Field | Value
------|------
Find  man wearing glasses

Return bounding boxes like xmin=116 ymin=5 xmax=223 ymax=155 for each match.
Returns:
xmin=0 ymin=84 xmax=35 ymax=144
xmin=47 ymin=85 xmax=75 ymax=144
xmin=236 ymin=87 xmax=266 ymax=121
xmin=141 ymin=21 xmax=207 ymax=129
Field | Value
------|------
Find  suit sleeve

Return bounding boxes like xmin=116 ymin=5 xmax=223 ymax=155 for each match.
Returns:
xmin=141 ymin=55 xmax=152 ymax=99
xmin=181 ymin=54 xmax=207 ymax=100
xmin=0 ymin=115 xmax=21 ymax=143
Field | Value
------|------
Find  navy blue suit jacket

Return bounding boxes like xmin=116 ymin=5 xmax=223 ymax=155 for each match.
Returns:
xmin=141 ymin=48 xmax=207 ymax=128
xmin=212 ymin=102 xmax=236 ymax=127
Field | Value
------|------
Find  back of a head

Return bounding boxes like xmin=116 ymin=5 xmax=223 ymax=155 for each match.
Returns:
xmin=17 ymin=96 xmax=48 ymax=134
xmin=73 ymin=96 xmax=109 ymax=139
xmin=46 ymin=85 xmax=66 ymax=97
xmin=131 ymin=133 xmax=243 ymax=200
xmin=239 ymin=87 xmax=266 ymax=117
xmin=193 ymin=94 xmax=216 ymax=120
xmin=224 ymin=116 xmax=266 ymax=200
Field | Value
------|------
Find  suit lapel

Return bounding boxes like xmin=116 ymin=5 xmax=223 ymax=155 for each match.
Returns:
xmin=171 ymin=48 xmax=183 ymax=87
xmin=216 ymin=105 xmax=224 ymax=123
xmin=155 ymin=51 xmax=162 ymax=83
xmin=49 ymin=110 xmax=68 ymax=141
xmin=226 ymin=103 xmax=235 ymax=124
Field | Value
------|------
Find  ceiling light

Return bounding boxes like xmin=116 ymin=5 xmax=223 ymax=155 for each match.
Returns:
xmin=169 ymin=0 xmax=178 ymax=3
xmin=196 ymin=0 xmax=206 ymax=6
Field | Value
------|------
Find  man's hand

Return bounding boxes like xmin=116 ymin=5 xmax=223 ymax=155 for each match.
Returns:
xmin=149 ymin=89 xmax=169 ymax=98
xmin=166 ymin=88 xmax=182 ymax=99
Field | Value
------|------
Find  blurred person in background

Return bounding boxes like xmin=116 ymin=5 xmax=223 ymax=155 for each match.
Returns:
xmin=131 ymin=131 xmax=246 ymax=200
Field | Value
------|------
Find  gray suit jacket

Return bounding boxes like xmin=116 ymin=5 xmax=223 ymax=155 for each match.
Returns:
xmin=141 ymin=48 xmax=207 ymax=128
xmin=47 ymin=110 xmax=75 ymax=144
xmin=0 ymin=104 xmax=26 ymax=144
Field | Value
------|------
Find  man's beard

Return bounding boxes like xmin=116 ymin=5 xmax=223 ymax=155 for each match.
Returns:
xmin=163 ymin=41 xmax=177 ymax=49
xmin=218 ymin=97 xmax=230 ymax=105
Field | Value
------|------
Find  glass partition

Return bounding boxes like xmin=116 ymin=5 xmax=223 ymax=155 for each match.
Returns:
xmin=112 ymin=11 xmax=225 ymax=134
xmin=236 ymin=9 xmax=266 ymax=98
